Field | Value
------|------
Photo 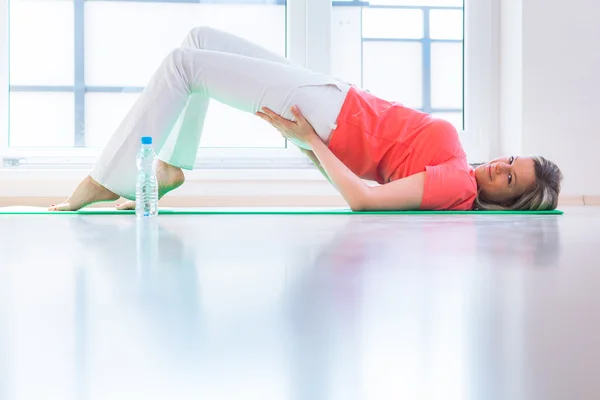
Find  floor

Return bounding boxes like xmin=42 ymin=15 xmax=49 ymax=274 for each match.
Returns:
xmin=1 ymin=206 xmax=599 ymax=400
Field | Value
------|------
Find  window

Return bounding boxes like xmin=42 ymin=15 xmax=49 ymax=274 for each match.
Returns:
xmin=331 ymin=0 xmax=498 ymax=163
xmin=7 ymin=0 xmax=287 ymax=152
xmin=331 ymin=0 xmax=464 ymax=130
xmin=1 ymin=0 xmax=496 ymax=171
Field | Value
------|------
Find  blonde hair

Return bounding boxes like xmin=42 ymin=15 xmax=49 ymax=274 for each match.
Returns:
xmin=474 ymin=156 xmax=563 ymax=211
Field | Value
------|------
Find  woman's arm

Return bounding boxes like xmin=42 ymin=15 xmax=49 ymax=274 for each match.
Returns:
xmin=298 ymin=147 xmax=333 ymax=185
xmin=309 ymin=139 xmax=426 ymax=211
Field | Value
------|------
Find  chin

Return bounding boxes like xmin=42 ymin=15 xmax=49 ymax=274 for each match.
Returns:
xmin=474 ymin=164 xmax=486 ymax=186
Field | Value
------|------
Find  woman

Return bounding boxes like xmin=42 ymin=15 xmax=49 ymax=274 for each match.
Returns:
xmin=50 ymin=27 xmax=562 ymax=212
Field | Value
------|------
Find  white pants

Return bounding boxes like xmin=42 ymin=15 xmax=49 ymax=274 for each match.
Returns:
xmin=90 ymin=27 xmax=351 ymax=200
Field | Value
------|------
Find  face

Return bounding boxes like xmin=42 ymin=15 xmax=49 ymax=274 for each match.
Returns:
xmin=474 ymin=156 xmax=537 ymax=205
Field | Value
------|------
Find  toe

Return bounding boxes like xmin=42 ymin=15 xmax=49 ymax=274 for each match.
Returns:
xmin=116 ymin=201 xmax=135 ymax=211
xmin=52 ymin=203 xmax=73 ymax=212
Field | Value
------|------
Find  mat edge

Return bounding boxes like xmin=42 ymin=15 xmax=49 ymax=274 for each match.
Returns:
xmin=0 ymin=210 xmax=565 ymax=215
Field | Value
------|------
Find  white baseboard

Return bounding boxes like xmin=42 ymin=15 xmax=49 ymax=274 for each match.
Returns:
xmin=0 ymin=195 xmax=347 ymax=208
xmin=0 ymin=169 xmax=595 ymax=208
xmin=0 ymin=169 xmax=346 ymax=207
xmin=0 ymin=195 xmax=593 ymax=208
xmin=584 ymin=196 xmax=600 ymax=206
xmin=559 ymin=196 xmax=585 ymax=206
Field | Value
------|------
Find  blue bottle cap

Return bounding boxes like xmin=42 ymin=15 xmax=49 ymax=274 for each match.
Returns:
xmin=141 ymin=136 xmax=152 ymax=145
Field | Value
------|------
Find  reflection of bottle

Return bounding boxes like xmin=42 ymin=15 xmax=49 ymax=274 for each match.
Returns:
xmin=136 ymin=218 xmax=159 ymax=274
xmin=135 ymin=136 xmax=159 ymax=218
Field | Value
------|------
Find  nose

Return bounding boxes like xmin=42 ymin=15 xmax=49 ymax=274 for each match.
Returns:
xmin=493 ymin=162 xmax=510 ymax=174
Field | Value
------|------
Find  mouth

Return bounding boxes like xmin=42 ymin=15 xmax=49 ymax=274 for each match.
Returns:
xmin=487 ymin=165 xmax=492 ymax=181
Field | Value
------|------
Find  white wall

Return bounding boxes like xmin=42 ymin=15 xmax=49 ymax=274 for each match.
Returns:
xmin=501 ymin=0 xmax=600 ymax=197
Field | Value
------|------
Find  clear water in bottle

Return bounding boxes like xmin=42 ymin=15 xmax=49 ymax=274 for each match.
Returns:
xmin=135 ymin=136 xmax=159 ymax=218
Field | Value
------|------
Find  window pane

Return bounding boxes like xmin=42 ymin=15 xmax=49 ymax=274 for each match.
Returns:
xmin=84 ymin=3 xmax=285 ymax=87
xmin=430 ymin=9 xmax=463 ymax=40
xmin=9 ymin=92 xmax=74 ymax=147
xmin=363 ymin=42 xmax=423 ymax=108
xmin=9 ymin=0 xmax=74 ymax=85
xmin=331 ymin=7 xmax=362 ymax=86
xmin=431 ymin=42 xmax=463 ymax=109
xmin=201 ymin=101 xmax=285 ymax=148
xmin=431 ymin=112 xmax=463 ymax=131
xmin=8 ymin=1 xmax=287 ymax=150
xmin=362 ymin=9 xmax=423 ymax=39
xmin=85 ymin=93 xmax=140 ymax=149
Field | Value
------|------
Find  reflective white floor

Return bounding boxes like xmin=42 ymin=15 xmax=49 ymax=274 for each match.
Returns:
xmin=1 ymin=207 xmax=600 ymax=400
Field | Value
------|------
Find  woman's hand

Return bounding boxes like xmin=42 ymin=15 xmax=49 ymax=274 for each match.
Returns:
xmin=256 ymin=106 xmax=321 ymax=146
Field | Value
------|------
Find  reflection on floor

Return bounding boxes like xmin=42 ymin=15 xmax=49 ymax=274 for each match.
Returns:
xmin=0 ymin=206 xmax=599 ymax=400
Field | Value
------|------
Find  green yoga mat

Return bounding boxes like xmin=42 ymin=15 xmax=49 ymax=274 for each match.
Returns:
xmin=0 ymin=207 xmax=564 ymax=215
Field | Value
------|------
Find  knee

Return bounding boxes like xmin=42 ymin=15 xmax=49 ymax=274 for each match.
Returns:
xmin=166 ymin=47 xmax=188 ymax=65
xmin=188 ymin=26 xmax=218 ymax=44
xmin=164 ymin=48 xmax=195 ymax=79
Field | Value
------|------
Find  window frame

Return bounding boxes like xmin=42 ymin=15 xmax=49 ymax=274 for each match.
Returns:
xmin=462 ymin=0 xmax=500 ymax=163
xmin=0 ymin=0 xmax=7 ymax=157
xmin=0 ymin=0 xmax=498 ymax=173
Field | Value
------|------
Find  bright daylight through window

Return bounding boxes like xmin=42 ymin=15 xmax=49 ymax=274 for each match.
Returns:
xmin=2 ymin=0 xmax=466 ymax=167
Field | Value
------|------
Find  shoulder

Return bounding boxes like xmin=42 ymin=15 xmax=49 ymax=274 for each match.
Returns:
xmin=420 ymin=163 xmax=477 ymax=210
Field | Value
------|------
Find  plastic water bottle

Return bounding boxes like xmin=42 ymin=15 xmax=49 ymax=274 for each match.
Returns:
xmin=135 ymin=136 xmax=159 ymax=218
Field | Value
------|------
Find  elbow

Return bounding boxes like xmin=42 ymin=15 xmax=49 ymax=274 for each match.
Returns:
xmin=350 ymin=203 xmax=365 ymax=212
xmin=349 ymin=194 xmax=372 ymax=212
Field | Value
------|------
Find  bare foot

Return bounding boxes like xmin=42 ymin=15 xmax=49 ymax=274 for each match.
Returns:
xmin=116 ymin=161 xmax=185 ymax=210
xmin=49 ymin=176 xmax=120 ymax=211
